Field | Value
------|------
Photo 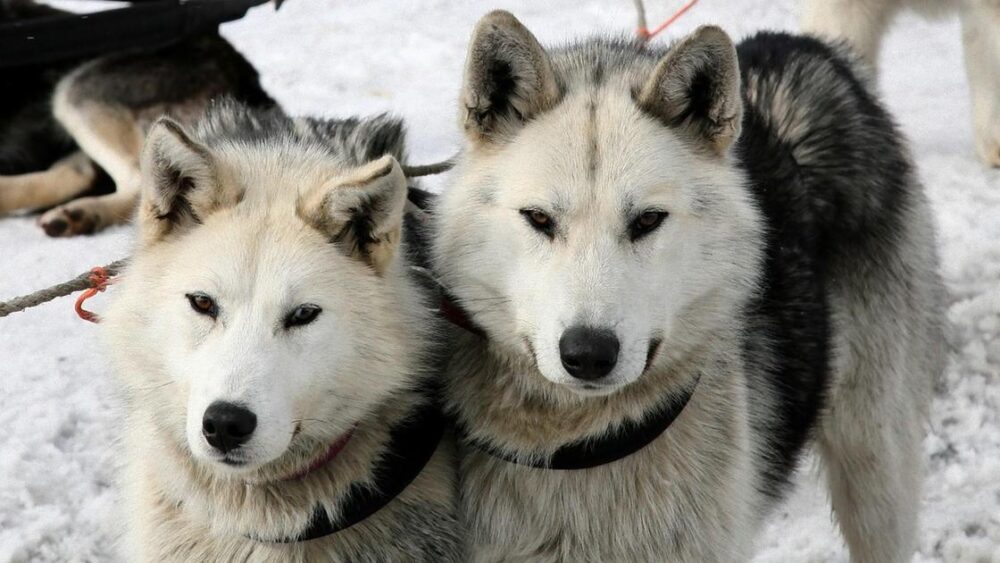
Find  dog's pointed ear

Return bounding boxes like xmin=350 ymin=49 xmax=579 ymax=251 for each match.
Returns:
xmin=461 ymin=10 xmax=560 ymax=144
xmin=138 ymin=117 xmax=223 ymax=241
xmin=297 ymin=155 xmax=408 ymax=275
xmin=638 ymin=26 xmax=743 ymax=155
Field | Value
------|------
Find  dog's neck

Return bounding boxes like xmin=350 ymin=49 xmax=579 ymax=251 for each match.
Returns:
xmin=261 ymin=390 xmax=445 ymax=542
xmin=459 ymin=375 xmax=700 ymax=470
xmin=443 ymin=320 xmax=736 ymax=468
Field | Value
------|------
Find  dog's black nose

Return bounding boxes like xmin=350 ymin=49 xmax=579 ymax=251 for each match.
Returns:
xmin=202 ymin=401 xmax=257 ymax=453
xmin=559 ymin=327 xmax=620 ymax=381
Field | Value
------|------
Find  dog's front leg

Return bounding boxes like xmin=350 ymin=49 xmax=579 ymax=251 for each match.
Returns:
xmin=800 ymin=0 xmax=901 ymax=68
xmin=0 ymin=151 xmax=96 ymax=216
xmin=961 ymin=0 xmax=1000 ymax=167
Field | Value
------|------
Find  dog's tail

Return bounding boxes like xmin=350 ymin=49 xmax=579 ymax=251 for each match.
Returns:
xmin=735 ymin=32 xmax=916 ymax=243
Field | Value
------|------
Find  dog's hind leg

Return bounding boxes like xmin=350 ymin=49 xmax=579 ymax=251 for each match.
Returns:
xmin=0 ymin=151 xmax=96 ymax=215
xmin=801 ymin=0 xmax=900 ymax=68
xmin=960 ymin=0 xmax=1000 ymax=167
xmin=38 ymin=82 xmax=144 ymax=237
xmin=818 ymin=241 xmax=942 ymax=562
xmin=818 ymin=326 xmax=925 ymax=562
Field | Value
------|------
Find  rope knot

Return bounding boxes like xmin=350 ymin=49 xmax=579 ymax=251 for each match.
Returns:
xmin=75 ymin=266 xmax=115 ymax=323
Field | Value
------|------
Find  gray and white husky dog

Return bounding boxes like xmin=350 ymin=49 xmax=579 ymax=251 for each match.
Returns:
xmin=432 ymin=10 xmax=945 ymax=562
xmin=102 ymin=103 xmax=463 ymax=561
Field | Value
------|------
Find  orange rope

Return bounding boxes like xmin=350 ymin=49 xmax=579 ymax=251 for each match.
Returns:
xmin=74 ymin=266 xmax=115 ymax=323
xmin=636 ymin=0 xmax=700 ymax=41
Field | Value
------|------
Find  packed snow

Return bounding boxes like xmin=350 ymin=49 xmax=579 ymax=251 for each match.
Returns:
xmin=1 ymin=1 xmax=997 ymax=561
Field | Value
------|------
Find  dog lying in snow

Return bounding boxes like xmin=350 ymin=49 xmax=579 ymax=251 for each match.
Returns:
xmin=0 ymin=0 xmax=276 ymax=236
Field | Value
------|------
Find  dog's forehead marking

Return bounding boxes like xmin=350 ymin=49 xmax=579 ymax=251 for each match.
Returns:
xmin=484 ymin=79 xmax=700 ymax=222
xmin=543 ymin=88 xmax=669 ymax=210
xmin=585 ymin=96 xmax=600 ymax=182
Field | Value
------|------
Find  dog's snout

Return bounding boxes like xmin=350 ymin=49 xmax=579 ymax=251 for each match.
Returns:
xmin=202 ymin=401 xmax=257 ymax=452
xmin=559 ymin=327 xmax=620 ymax=381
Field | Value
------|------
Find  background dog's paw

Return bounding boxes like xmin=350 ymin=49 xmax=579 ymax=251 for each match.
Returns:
xmin=974 ymin=133 xmax=1000 ymax=168
xmin=38 ymin=204 xmax=100 ymax=237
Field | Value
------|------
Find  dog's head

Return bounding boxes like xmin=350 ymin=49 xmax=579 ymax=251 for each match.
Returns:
xmin=435 ymin=12 xmax=762 ymax=398
xmin=104 ymin=110 xmax=425 ymax=476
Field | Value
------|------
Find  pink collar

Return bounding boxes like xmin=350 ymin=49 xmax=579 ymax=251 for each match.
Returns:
xmin=284 ymin=427 xmax=355 ymax=481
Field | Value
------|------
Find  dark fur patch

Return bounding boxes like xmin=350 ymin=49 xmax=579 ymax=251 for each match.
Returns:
xmin=334 ymin=196 xmax=380 ymax=256
xmin=667 ymin=68 xmax=714 ymax=128
xmin=486 ymin=59 xmax=521 ymax=123
xmin=154 ymin=167 xmax=200 ymax=225
xmin=585 ymin=97 xmax=599 ymax=180
xmin=734 ymin=32 xmax=914 ymax=498
xmin=66 ymin=32 xmax=274 ymax=111
xmin=589 ymin=60 xmax=605 ymax=85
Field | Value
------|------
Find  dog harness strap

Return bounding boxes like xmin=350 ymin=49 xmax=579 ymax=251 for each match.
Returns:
xmin=463 ymin=378 xmax=700 ymax=470
xmin=267 ymin=389 xmax=446 ymax=543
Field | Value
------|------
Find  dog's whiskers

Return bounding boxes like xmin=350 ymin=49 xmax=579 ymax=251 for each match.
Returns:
xmin=292 ymin=418 xmax=335 ymax=425
xmin=134 ymin=380 xmax=175 ymax=392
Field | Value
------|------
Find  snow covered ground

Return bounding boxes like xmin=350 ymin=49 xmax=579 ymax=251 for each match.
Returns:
xmin=1 ymin=0 xmax=998 ymax=561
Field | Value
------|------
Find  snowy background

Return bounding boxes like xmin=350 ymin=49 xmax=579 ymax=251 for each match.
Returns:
xmin=1 ymin=0 xmax=998 ymax=561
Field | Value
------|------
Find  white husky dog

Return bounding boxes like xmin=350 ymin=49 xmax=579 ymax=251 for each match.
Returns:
xmin=803 ymin=0 xmax=1000 ymax=166
xmin=102 ymin=103 xmax=463 ymax=561
xmin=433 ymin=10 xmax=944 ymax=562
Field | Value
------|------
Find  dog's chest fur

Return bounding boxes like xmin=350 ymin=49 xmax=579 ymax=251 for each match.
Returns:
xmin=447 ymin=335 xmax=766 ymax=562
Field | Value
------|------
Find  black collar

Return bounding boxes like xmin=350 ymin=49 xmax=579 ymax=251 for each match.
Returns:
xmin=461 ymin=378 xmax=699 ymax=470
xmin=258 ymin=389 xmax=445 ymax=543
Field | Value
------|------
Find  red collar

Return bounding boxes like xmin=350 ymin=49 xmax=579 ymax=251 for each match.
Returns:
xmin=440 ymin=295 xmax=485 ymax=337
xmin=284 ymin=427 xmax=355 ymax=481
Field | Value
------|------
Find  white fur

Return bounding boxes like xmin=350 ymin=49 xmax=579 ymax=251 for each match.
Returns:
xmin=438 ymin=89 xmax=758 ymax=399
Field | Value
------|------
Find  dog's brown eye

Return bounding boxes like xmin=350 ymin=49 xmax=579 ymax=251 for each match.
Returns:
xmin=285 ymin=304 xmax=322 ymax=329
xmin=520 ymin=208 xmax=555 ymax=238
xmin=638 ymin=212 xmax=661 ymax=228
xmin=629 ymin=210 xmax=669 ymax=241
xmin=528 ymin=210 xmax=550 ymax=226
xmin=186 ymin=293 xmax=218 ymax=318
